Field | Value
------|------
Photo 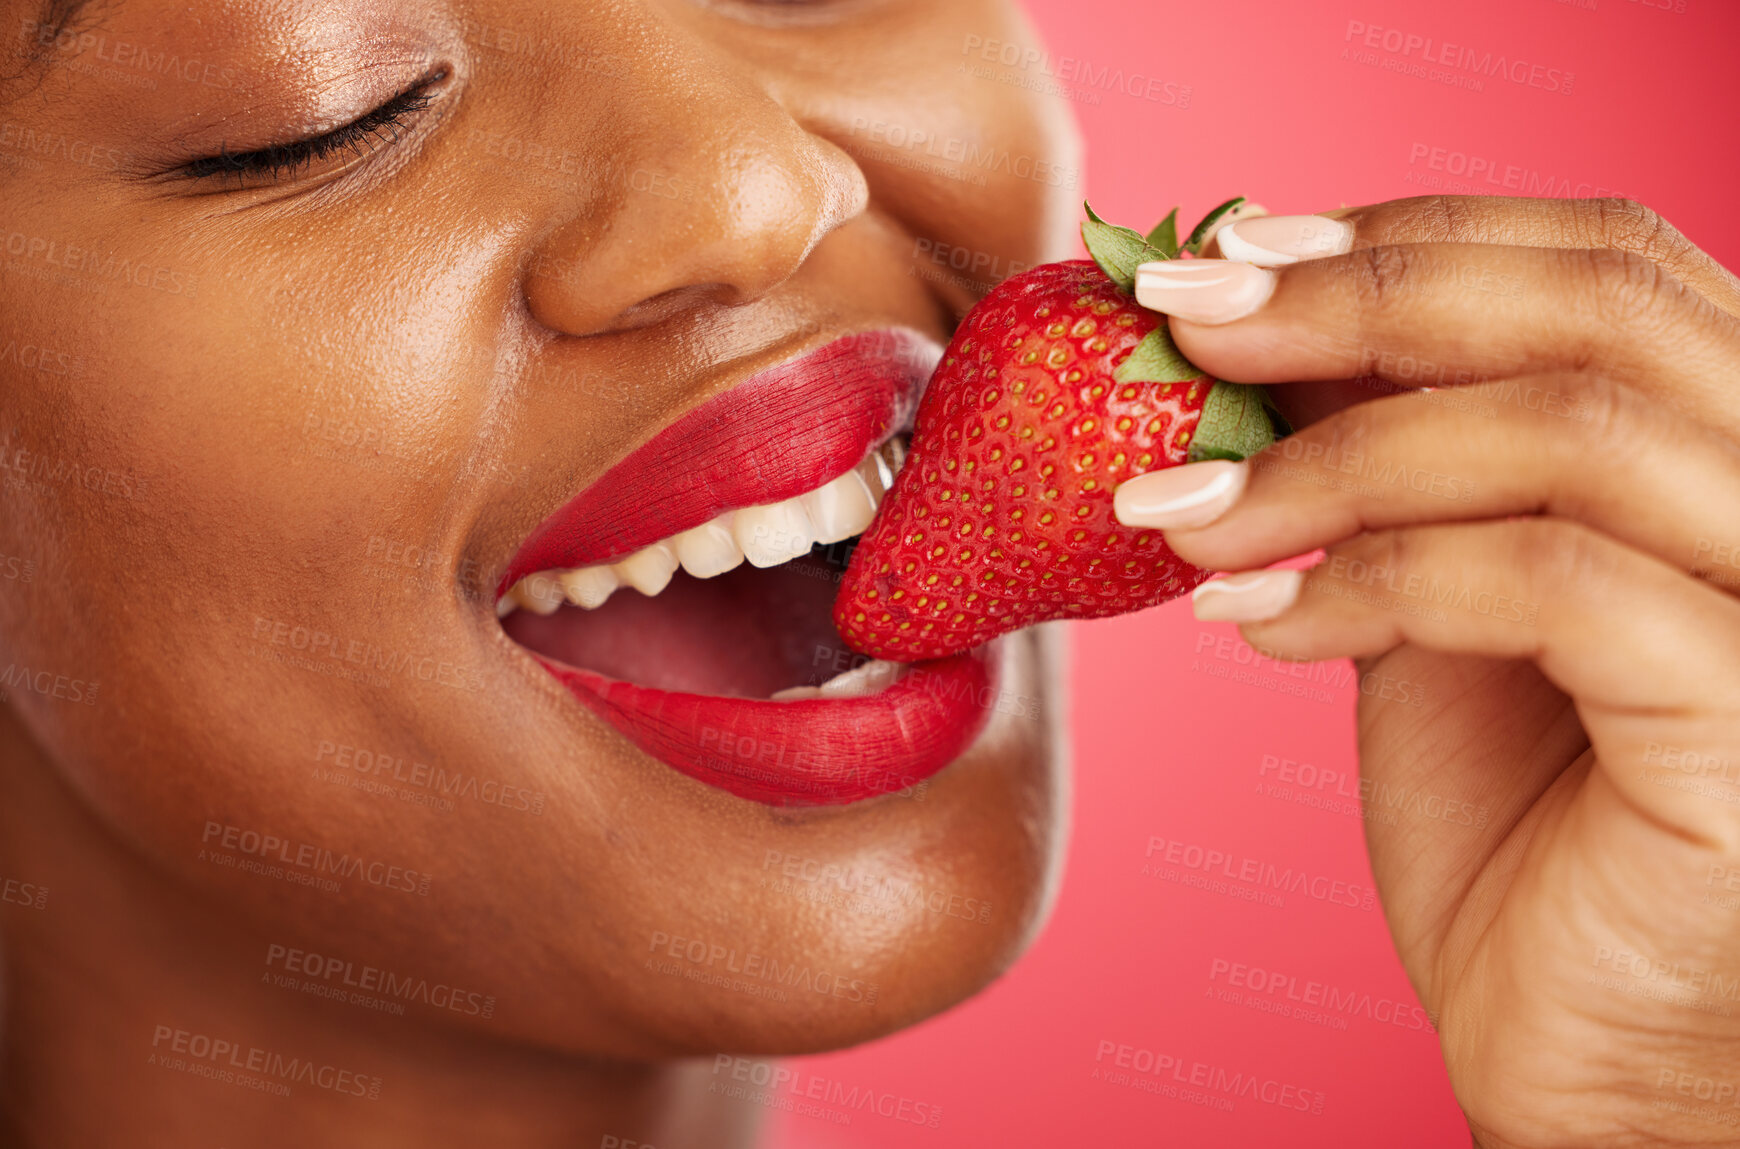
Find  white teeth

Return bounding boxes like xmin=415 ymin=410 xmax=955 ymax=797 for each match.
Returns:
xmin=559 ymin=565 xmax=619 ymax=609
xmin=819 ymin=658 xmax=905 ymax=698
xmin=502 ymin=438 xmax=910 ymax=615
xmin=858 ymin=453 xmax=888 ymax=501
xmin=614 ymin=541 xmax=679 ymax=595
xmin=734 ymin=498 xmax=816 ymax=568
xmin=771 ymin=658 xmax=907 ymax=703
xmin=673 ymin=513 xmax=745 ymax=579
xmin=801 ymin=467 xmax=878 ymax=545
xmin=518 ymin=572 xmax=565 ymax=615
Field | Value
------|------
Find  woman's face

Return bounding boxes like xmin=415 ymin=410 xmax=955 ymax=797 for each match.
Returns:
xmin=0 ymin=0 xmax=1078 ymax=1055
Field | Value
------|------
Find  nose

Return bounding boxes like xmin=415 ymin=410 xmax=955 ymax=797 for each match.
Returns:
xmin=518 ymin=30 xmax=868 ymax=337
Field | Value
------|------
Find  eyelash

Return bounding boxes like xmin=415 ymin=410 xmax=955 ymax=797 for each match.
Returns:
xmin=185 ymin=71 xmax=446 ymax=182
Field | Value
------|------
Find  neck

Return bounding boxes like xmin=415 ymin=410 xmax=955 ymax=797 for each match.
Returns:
xmin=0 ymin=704 xmax=757 ymax=1148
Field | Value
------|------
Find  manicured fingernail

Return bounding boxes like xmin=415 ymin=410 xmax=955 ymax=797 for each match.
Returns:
xmin=1113 ymin=459 xmax=1248 ymax=529
xmin=1216 ymin=215 xmax=1353 ymax=266
xmin=1197 ymin=202 xmax=1268 ymax=249
xmin=1133 ymin=260 xmax=1276 ymax=324
xmin=1191 ymin=569 xmax=1303 ymax=622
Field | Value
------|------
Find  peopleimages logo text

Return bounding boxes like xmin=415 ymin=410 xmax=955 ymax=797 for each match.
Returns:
xmin=1344 ymin=20 xmax=1575 ymax=94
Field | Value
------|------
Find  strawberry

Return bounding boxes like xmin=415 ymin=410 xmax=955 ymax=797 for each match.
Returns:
xmin=833 ymin=199 xmax=1286 ymax=662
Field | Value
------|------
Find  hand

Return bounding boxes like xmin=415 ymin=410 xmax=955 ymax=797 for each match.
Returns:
xmin=1115 ymin=196 xmax=1740 ymax=1148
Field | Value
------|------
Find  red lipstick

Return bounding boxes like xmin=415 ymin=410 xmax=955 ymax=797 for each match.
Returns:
xmin=538 ymin=650 xmax=998 ymax=805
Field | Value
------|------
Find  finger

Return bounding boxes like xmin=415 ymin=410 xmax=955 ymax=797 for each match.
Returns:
xmin=1213 ymin=196 xmax=1740 ymax=318
xmin=1139 ymin=243 xmax=1740 ymax=438
xmin=1190 ymin=519 xmax=1740 ymax=848
xmin=1119 ymin=374 xmax=1740 ymax=596
xmin=1349 ymin=648 xmax=1587 ymax=997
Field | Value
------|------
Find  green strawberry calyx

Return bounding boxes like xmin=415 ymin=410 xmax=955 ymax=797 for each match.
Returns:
xmin=1081 ymin=196 xmax=1245 ymax=288
xmin=1081 ymin=198 xmax=1289 ymax=463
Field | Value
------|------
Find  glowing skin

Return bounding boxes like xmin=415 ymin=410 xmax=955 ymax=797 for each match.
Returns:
xmin=0 ymin=0 xmax=1080 ymax=1145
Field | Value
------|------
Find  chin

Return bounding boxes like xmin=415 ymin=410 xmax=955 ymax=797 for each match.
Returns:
xmin=571 ymin=626 xmax=1070 ymax=1060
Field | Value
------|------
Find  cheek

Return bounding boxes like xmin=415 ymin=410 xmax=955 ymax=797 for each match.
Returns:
xmin=0 ymin=215 xmax=593 ymax=1005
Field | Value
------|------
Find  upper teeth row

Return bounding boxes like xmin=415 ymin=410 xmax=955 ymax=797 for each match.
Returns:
xmin=500 ymin=439 xmax=907 ymax=617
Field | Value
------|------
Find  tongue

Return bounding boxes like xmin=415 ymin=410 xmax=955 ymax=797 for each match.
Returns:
xmin=502 ymin=553 xmax=860 ymax=699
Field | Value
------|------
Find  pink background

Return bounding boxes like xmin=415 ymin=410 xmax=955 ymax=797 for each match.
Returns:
xmin=772 ymin=1 xmax=1740 ymax=1144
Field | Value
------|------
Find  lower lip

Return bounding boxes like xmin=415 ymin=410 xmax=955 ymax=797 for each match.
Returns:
xmin=534 ymin=647 xmax=1001 ymax=806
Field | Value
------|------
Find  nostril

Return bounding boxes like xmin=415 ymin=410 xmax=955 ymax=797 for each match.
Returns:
xmin=597 ymin=283 xmax=740 ymax=334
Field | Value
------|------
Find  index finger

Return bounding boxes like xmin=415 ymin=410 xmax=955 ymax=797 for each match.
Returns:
xmin=1210 ymin=196 xmax=1740 ymax=318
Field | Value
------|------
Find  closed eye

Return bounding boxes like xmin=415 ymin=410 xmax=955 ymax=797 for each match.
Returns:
xmin=183 ymin=69 xmax=447 ymax=183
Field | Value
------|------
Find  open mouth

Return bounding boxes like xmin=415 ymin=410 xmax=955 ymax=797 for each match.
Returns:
xmin=502 ymin=436 xmax=908 ymax=698
xmin=494 ymin=330 xmax=1001 ymax=807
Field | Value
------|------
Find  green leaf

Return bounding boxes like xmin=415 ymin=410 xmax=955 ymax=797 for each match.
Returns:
xmin=1181 ymin=196 xmax=1247 ymax=255
xmin=1187 ymin=381 xmax=1279 ymax=462
xmin=1144 ymin=208 xmax=1180 ymax=259
xmin=1113 ymin=325 xmax=1201 ymax=384
xmin=1081 ymin=201 xmax=1170 ymax=293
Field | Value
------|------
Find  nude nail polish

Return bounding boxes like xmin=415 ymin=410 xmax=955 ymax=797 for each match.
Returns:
xmin=1133 ymin=260 xmax=1276 ymax=325
xmin=1113 ymin=460 xmax=1248 ymax=529
xmin=1196 ymin=201 xmax=1269 ymax=251
xmin=1191 ymin=569 xmax=1303 ymax=622
xmin=1216 ymin=215 xmax=1353 ymax=266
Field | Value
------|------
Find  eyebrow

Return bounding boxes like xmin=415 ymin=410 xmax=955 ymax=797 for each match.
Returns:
xmin=14 ymin=0 xmax=99 ymax=69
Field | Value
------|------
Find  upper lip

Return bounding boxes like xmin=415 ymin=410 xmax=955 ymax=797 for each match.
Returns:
xmin=496 ymin=328 xmax=939 ymax=596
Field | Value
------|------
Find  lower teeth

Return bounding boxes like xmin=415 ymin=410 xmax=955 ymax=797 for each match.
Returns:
xmin=769 ymin=658 xmax=906 ymax=702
